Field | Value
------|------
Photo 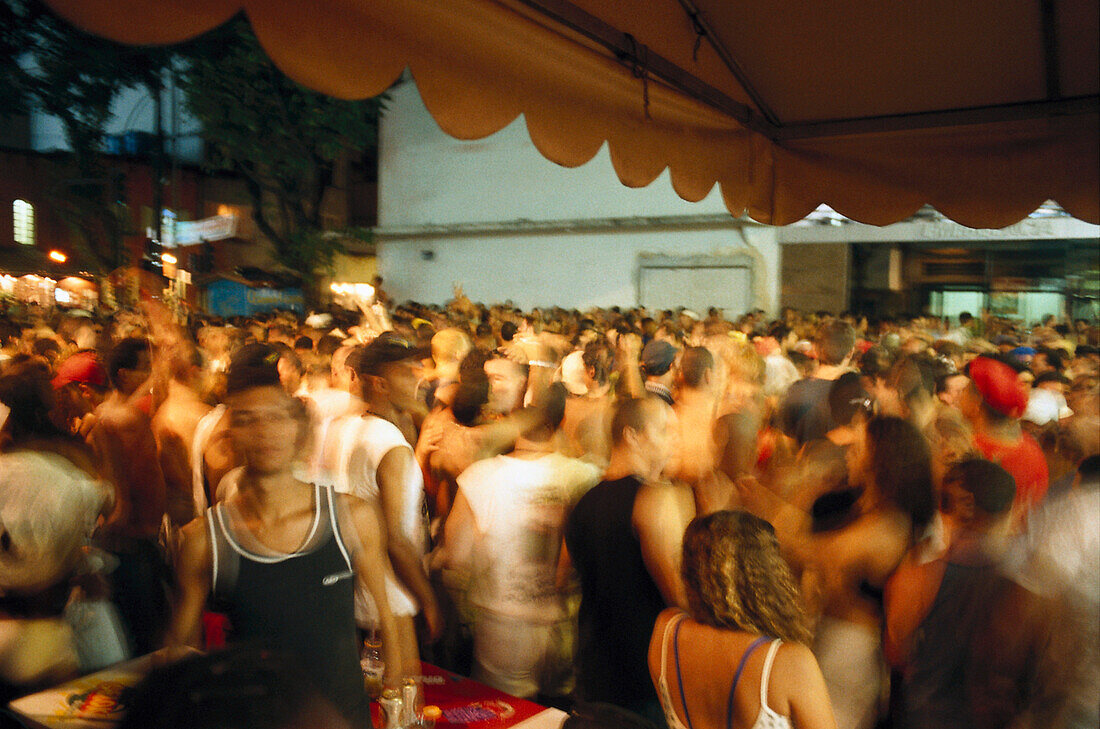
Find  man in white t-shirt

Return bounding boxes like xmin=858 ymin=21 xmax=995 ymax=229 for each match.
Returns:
xmin=440 ymin=383 xmax=601 ymax=700
xmin=315 ymin=333 xmax=441 ymax=671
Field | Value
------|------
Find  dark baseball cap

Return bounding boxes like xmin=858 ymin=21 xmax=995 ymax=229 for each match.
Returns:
xmin=641 ymin=339 xmax=678 ymax=376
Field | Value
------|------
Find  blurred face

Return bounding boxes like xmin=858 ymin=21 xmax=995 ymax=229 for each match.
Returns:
xmin=379 ymin=360 xmax=421 ymax=411
xmin=939 ymin=478 xmax=975 ymax=523
xmin=117 ymin=350 xmax=152 ymax=396
xmin=938 ymin=374 xmax=970 ymax=409
xmin=227 ymin=386 xmax=304 ymax=476
xmin=53 ymin=382 xmax=103 ymax=427
xmin=484 ymin=358 xmax=527 ymax=415
xmin=277 ymin=356 xmax=302 ymax=394
xmin=958 ymin=381 xmax=983 ymax=422
xmin=73 ymin=324 xmax=100 ymax=351
xmin=901 ymin=338 xmax=926 ymax=356
xmin=868 ymin=377 xmax=902 ymax=417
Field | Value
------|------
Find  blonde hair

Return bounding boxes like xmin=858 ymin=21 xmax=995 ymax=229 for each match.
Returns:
xmin=925 ymin=408 xmax=976 ymax=468
xmin=726 ymin=341 xmax=765 ymax=387
xmin=682 ymin=510 xmax=812 ymax=644
xmin=431 ymin=328 xmax=472 ymax=367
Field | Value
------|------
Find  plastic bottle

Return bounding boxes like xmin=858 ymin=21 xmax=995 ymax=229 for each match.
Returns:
xmin=379 ymin=688 xmax=404 ymax=729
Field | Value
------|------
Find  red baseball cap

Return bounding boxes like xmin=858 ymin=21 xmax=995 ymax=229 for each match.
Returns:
xmin=968 ymin=356 xmax=1028 ymax=418
xmin=52 ymin=351 xmax=108 ymax=390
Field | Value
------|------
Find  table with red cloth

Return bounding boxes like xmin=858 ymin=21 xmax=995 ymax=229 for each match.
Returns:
xmin=7 ymin=655 xmax=568 ymax=729
xmin=373 ymin=663 xmax=567 ymax=729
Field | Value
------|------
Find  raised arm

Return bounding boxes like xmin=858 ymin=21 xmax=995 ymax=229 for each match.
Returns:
xmin=467 ymin=405 xmax=546 ymax=461
xmin=614 ymin=333 xmax=644 ymax=399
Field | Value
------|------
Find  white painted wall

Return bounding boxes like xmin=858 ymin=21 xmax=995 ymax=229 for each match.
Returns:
xmin=380 ymin=226 xmax=779 ymax=312
xmin=378 ymin=79 xmax=734 ymax=227
xmin=376 ymin=78 xmax=779 ymax=312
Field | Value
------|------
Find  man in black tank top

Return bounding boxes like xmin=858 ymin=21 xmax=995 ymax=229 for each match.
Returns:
xmin=565 ymin=398 xmax=694 ymax=727
xmin=167 ymin=344 xmax=406 ymax=725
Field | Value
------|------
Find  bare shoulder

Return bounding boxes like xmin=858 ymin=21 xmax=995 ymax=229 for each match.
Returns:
xmin=636 ymin=480 xmax=694 ymax=508
xmin=647 ymin=607 xmax=683 ymax=667
xmin=177 ymin=515 xmax=213 ymax=573
xmin=179 ymin=515 xmax=209 ymax=543
xmin=768 ymin=640 xmax=836 ymax=728
xmin=773 ymin=640 xmax=817 ymax=671
xmin=97 ymin=400 xmax=148 ymax=430
xmin=150 ymin=402 xmax=169 ymax=431
xmin=766 ymin=640 xmax=826 ymax=703
xmin=634 ymin=480 xmax=695 ymax=523
xmin=649 ymin=607 xmax=682 ymax=641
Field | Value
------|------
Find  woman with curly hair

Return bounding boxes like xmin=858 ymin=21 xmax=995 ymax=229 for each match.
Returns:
xmin=648 ymin=511 xmax=836 ymax=729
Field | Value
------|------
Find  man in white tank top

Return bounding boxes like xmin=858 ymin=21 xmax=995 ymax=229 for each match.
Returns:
xmin=314 ymin=333 xmax=441 ymax=671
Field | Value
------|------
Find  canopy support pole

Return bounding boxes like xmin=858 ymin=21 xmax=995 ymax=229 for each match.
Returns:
xmin=673 ymin=0 xmax=781 ymax=127
xmin=511 ymin=0 xmax=777 ymax=137
xmin=776 ymin=96 xmax=1099 ymax=140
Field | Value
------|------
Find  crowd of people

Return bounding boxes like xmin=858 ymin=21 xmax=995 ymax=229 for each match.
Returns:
xmin=0 ymin=290 xmax=1097 ymax=729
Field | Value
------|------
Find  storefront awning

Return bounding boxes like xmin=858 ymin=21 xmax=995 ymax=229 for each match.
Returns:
xmin=43 ymin=0 xmax=1099 ymax=227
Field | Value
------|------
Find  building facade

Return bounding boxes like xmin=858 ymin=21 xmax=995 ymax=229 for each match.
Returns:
xmin=374 ymin=78 xmax=1099 ymax=321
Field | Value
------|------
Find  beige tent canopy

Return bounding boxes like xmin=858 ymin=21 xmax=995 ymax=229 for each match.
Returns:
xmin=44 ymin=0 xmax=1099 ymax=227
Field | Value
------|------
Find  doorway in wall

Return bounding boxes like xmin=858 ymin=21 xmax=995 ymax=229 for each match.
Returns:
xmin=638 ymin=254 xmax=753 ymax=316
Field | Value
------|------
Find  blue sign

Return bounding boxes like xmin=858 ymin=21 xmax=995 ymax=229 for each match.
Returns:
xmin=205 ymin=278 xmax=304 ymax=317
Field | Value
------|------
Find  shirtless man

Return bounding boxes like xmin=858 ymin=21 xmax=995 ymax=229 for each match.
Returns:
xmin=667 ymin=346 xmax=727 ymax=514
xmin=51 ymin=350 xmax=109 ymax=439
xmin=424 ymin=329 xmax=472 ymax=411
xmin=559 ymin=344 xmax=614 ymax=467
xmin=88 ymin=337 xmax=169 ymax=655
xmin=151 ymin=343 xmax=212 ymax=527
xmin=170 ymin=344 xmax=403 ymax=726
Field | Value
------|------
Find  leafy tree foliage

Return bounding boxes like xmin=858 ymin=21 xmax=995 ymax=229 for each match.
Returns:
xmin=4 ymin=5 xmax=382 ymax=288
xmin=2 ymin=0 xmax=171 ymax=271
xmin=177 ymin=19 xmax=384 ymax=296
